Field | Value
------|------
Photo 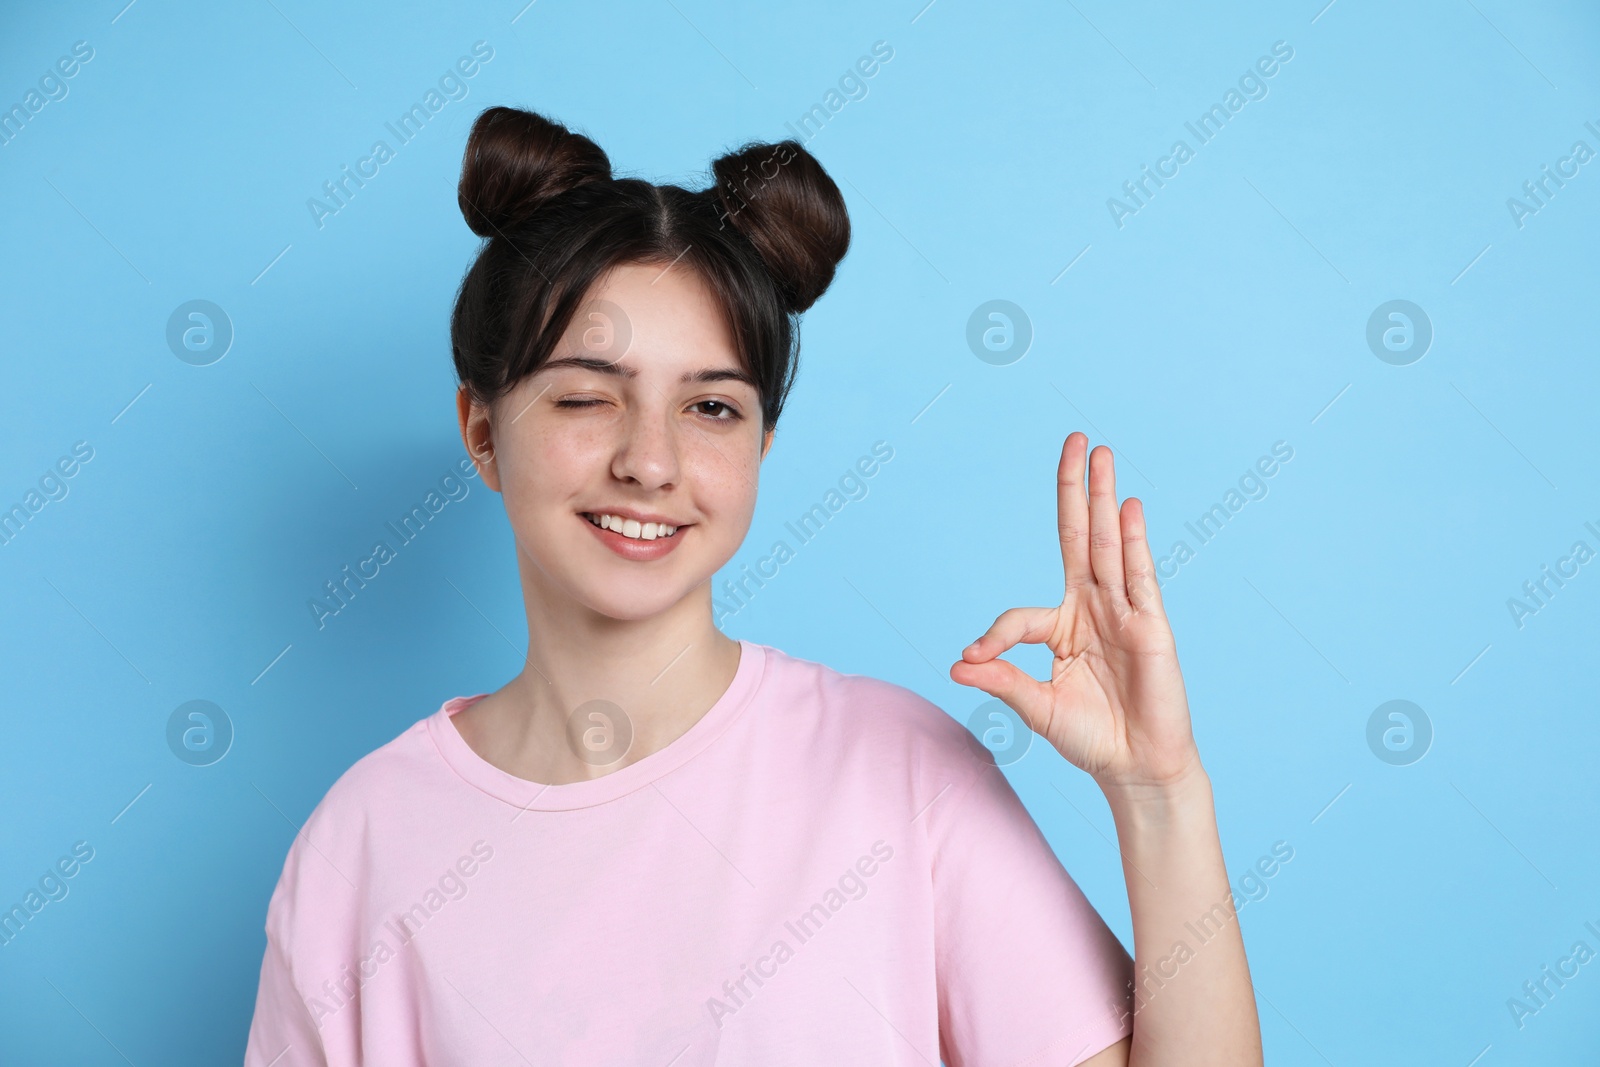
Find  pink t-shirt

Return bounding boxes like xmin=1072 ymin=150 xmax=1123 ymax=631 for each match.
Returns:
xmin=244 ymin=639 xmax=1134 ymax=1066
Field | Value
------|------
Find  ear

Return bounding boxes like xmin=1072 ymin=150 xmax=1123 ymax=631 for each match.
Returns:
xmin=457 ymin=386 xmax=503 ymax=493
xmin=760 ymin=425 xmax=775 ymax=462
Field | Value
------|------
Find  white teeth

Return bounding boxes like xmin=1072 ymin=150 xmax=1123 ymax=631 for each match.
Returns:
xmin=585 ymin=513 xmax=678 ymax=541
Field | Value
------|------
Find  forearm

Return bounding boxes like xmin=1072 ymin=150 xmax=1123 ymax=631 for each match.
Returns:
xmin=1102 ymin=764 xmax=1262 ymax=1067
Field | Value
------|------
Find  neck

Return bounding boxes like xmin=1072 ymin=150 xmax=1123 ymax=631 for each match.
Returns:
xmin=480 ymin=575 xmax=741 ymax=785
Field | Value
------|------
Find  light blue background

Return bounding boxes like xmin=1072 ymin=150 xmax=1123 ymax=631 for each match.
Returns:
xmin=2 ymin=0 xmax=1597 ymax=1062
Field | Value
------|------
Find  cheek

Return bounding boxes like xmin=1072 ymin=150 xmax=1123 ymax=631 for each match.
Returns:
xmin=684 ymin=435 xmax=762 ymax=515
xmin=497 ymin=425 xmax=594 ymax=509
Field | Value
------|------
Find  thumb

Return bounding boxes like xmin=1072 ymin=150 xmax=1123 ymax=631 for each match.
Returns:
xmin=950 ymin=605 xmax=1058 ymax=733
xmin=949 ymin=656 xmax=1051 ymax=736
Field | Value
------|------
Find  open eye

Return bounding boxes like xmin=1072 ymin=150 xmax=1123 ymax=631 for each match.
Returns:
xmin=693 ymin=399 xmax=741 ymax=421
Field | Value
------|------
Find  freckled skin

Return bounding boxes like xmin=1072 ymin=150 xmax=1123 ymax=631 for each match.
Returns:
xmin=471 ymin=261 xmax=773 ymax=623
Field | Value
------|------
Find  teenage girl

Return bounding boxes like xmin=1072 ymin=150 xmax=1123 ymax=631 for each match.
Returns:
xmin=244 ymin=106 xmax=1262 ymax=1066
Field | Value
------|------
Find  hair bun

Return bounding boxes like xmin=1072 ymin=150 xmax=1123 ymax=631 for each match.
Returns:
xmin=457 ymin=107 xmax=612 ymax=238
xmin=711 ymin=140 xmax=850 ymax=314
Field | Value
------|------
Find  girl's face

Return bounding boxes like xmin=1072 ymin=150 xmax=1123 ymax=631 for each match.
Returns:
xmin=461 ymin=260 xmax=774 ymax=623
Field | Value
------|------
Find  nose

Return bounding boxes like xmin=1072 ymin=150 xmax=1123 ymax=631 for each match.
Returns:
xmin=610 ymin=398 xmax=682 ymax=491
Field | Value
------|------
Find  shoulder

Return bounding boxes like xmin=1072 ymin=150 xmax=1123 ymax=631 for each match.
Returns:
xmin=302 ymin=709 xmax=444 ymax=840
xmin=756 ymin=642 xmax=994 ymax=780
xmin=262 ymin=705 xmax=448 ymax=919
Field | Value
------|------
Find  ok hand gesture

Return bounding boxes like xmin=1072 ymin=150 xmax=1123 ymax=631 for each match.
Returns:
xmin=950 ymin=433 xmax=1201 ymax=793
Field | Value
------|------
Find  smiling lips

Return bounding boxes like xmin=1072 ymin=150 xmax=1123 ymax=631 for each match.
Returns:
xmin=582 ymin=512 xmax=680 ymax=540
xmin=579 ymin=511 xmax=690 ymax=561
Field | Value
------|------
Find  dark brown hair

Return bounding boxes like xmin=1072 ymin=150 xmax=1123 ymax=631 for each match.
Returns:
xmin=449 ymin=106 xmax=851 ymax=432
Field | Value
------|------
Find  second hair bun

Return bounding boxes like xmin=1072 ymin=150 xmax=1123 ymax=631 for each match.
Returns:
xmin=711 ymin=141 xmax=851 ymax=315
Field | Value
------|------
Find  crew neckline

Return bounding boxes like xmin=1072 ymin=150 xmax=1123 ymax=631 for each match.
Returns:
xmin=426 ymin=638 xmax=768 ymax=811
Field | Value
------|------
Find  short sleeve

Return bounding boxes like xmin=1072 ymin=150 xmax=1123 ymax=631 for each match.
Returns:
xmin=929 ymin=752 xmax=1134 ymax=1067
xmin=243 ymin=832 xmax=335 ymax=1067
xmin=241 ymin=758 xmax=380 ymax=1067
xmin=243 ymin=920 xmax=328 ymax=1067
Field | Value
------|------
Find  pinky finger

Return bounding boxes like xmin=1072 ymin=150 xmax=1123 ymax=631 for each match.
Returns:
xmin=1121 ymin=497 xmax=1166 ymax=616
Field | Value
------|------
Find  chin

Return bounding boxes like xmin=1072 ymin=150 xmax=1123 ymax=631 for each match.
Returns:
xmin=576 ymin=585 xmax=699 ymax=623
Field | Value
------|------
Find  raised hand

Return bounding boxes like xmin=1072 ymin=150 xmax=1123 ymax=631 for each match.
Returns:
xmin=950 ymin=432 xmax=1201 ymax=793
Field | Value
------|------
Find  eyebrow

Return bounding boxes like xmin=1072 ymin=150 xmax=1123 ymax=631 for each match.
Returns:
xmin=537 ymin=354 xmax=758 ymax=390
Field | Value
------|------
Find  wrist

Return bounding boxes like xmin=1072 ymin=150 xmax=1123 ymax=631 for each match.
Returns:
xmin=1097 ymin=757 xmax=1215 ymax=831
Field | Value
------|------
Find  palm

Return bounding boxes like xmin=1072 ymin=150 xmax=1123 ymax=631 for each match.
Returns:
xmin=950 ymin=434 xmax=1199 ymax=790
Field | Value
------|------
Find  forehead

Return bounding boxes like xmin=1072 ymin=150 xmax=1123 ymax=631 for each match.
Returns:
xmin=542 ymin=260 xmax=753 ymax=388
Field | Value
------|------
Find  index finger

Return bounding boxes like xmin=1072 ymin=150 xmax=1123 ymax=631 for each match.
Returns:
xmin=1057 ymin=432 xmax=1091 ymax=592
